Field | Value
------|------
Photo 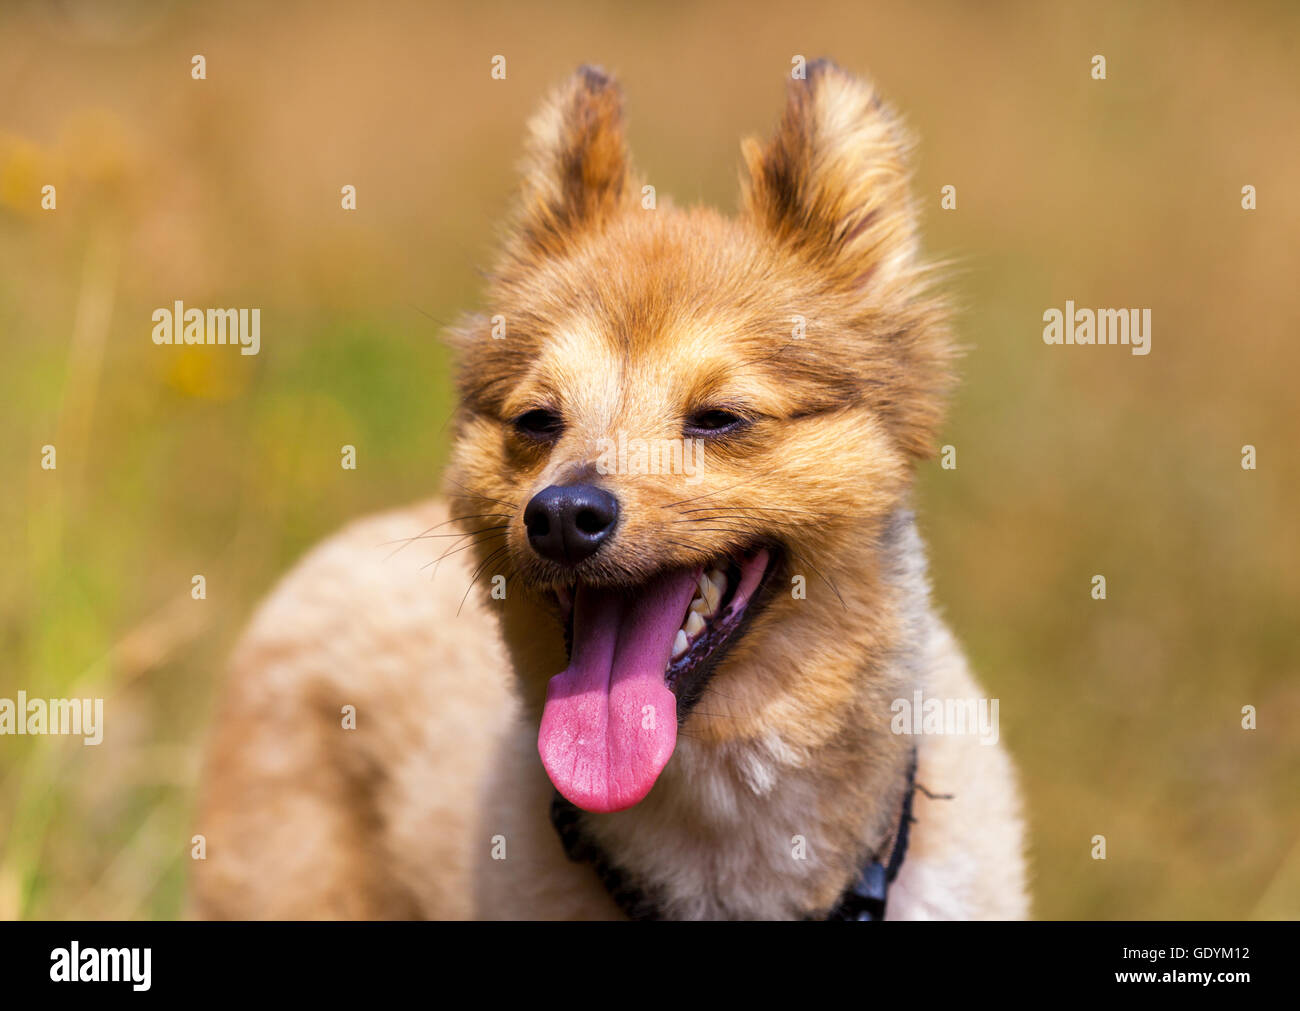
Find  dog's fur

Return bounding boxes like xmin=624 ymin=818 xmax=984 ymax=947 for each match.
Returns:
xmin=191 ymin=63 xmax=1028 ymax=920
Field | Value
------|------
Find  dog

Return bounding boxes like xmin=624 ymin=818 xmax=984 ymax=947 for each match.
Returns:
xmin=191 ymin=61 xmax=1028 ymax=920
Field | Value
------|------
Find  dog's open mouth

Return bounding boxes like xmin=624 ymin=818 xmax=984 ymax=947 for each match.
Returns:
xmin=538 ymin=545 xmax=778 ymax=814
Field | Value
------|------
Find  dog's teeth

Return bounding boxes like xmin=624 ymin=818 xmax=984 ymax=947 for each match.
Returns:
xmin=702 ymin=568 xmax=725 ymax=613
xmin=689 ymin=596 xmax=709 ymax=615
xmin=671 ymin=629 xmax=689 ymax=659
xmin=684 ymin=610 xmax=706 ymax=639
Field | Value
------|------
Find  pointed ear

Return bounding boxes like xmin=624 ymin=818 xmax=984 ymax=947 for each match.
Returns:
xmin=512 ymin=65 xmax=635 ymax=256
xmin=741 ymin=61 xmax=919 ymax=294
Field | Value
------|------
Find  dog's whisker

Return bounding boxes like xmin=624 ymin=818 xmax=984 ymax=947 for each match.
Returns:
xmin=381 ymin=512 xmax=514 ymax=560
xmin=422 ymin=531 xmax=509 ymax=574
xmin=383 ymin=517 xmax=511 ymax=546
xmin=734 ymin=339 xmax=796 ymax=370
xmin=671 ymin=516 xmax=774 ymax=527
xmin=659 ymin=537 xmax=718 ymax=558
xmin=668 ymin=526 xmax=760 ymax=538
xmin=662 ymin=468 xmax=783 ymax=509
xmin=444 ymin=477 xmax=518 ymax=511
xmin=697 ymin=683 xmax=744 ymax=704
xmin=399 ymin=523 xmax=512 ymax=543
xmin=786 ymin=548 xmax=849 ymax=611
xmin=457 ymin=544 xmax=513 ymax=616
xmin=677 ymin=504 xmax=824 ymax=515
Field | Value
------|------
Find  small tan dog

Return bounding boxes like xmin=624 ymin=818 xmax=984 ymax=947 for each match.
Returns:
xmin=192 ymin=62 xmax=1028 ymax=920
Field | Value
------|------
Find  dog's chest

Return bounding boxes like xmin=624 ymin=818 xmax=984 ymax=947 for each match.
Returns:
xmin=478 ymin=727 xmax=852 ymax=920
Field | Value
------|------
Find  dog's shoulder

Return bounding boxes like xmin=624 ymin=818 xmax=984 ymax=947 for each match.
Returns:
xmin=190 ymin=499 xmax=516 ymax=919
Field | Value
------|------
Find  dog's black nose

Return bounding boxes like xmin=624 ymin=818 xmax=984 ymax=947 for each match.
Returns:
xmin=524 ymin=484 xmax=619 ymax=565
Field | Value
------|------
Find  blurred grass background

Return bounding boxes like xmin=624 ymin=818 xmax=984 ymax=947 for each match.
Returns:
xmin=1 ymin=0 xmax=1297 ymax=919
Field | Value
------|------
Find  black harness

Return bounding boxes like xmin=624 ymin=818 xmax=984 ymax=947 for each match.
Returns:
xmin=549 ymin=750 xmax=918 ymax=921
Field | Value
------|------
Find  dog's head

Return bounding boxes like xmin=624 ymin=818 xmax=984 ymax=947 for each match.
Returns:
xmin=448 ymin=62 xmax=951 ymax=813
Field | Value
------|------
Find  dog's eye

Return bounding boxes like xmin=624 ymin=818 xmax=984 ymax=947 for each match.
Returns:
xmin=684 ymin=409 xmax=748 ymax=437
xmin=513 ymin=408 xmax=564 ymax=441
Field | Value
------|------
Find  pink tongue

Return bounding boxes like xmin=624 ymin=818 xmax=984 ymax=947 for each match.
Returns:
xmin=538 ymin=568 xmax=701 ymax=813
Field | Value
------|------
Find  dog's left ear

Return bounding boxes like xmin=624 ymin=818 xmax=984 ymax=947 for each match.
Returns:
xmin=511 ymin=65 xmax=637 ymax=257
xmin=741 ymin=61 xmax=919 ymax=295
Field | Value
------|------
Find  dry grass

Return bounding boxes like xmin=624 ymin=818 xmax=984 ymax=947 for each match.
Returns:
xmin=1 ymin=0 xmax=1297 ymax=919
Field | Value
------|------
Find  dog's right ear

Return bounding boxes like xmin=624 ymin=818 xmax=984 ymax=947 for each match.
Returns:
xmin=741 ymin=61 xmax=921 ymax=299
xmin=509 ymin=65 xmax=635 ymax=257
